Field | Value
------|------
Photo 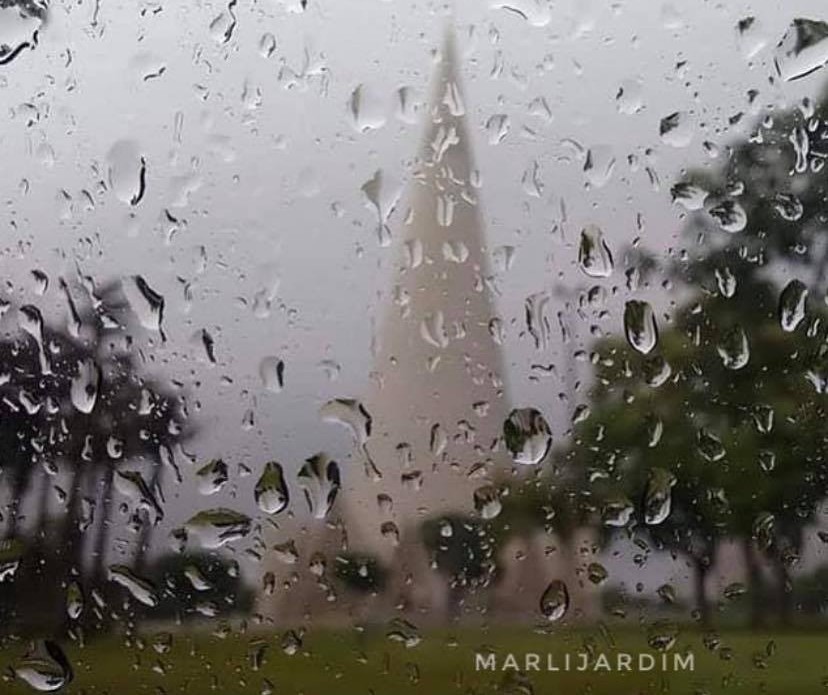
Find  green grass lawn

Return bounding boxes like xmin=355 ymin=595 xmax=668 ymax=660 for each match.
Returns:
xmin=1 ymin=626 xmax=825 ymax=694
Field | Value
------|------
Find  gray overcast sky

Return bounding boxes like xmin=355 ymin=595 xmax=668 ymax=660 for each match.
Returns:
xmin=2 ymin=0 xmax=828 ymax=584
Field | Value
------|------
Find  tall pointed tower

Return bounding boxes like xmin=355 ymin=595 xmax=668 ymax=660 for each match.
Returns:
xmin=260 ymin=29 xmax=597 ymax=626
xmin=343 ymin=30 xmax=511 ymax=572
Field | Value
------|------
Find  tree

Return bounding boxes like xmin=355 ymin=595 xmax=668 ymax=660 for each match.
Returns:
xmin=0 ymin=274 xmax=194 ymax=635
xmin=558 ymin=83 xmax=828 ymax=627
xmin=420 ymin=514 xmax=496 ymax=620
xmin=137 ymin=552 xmax=255 ymax=622
xmin=333 ymin=552 xmax=388 ymax=595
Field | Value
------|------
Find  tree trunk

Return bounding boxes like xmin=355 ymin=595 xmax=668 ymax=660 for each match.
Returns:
xmin=772 ymin=556 xmax=794 ymax=626
xmin=132 ymin=462 xmax=163 ymax=574
xmin=446 ymin=584 xmax=464 ymax=623
xmin=59 ymin=465 xmax=88 ymax=577
xmin=91 ymin=466 xmax=114 ymax=585
xmin=6 ymin=463 xmax=33 ymax=538
xmin=34 ymin=468 xmax=50 ymax=542
xmin=692 ymin=557 xmax=711 ymax=627
xmin=741 ymin=537 xmax=765 ymax=629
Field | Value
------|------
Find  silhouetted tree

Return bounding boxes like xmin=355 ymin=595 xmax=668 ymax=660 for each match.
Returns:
xmin=0 ymin=274 xmax=194 ymax=636
xmin=421 ymin=514 xmax=495 ymax=620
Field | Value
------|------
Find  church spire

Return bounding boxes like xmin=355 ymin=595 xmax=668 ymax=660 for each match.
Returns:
xmin=343 ymin=26 xmax=511 ymax=561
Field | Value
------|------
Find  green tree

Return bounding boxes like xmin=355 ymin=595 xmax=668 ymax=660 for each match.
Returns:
xmin=560 ymin=85 xmax=828 ymax=627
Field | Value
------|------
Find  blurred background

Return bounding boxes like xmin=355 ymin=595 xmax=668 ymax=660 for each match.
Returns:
xmin=1 ymin=0 xmax=828 ymax=692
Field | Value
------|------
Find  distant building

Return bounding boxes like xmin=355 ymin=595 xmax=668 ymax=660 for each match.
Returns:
xmin=260 ymin=28 xmax=596 ymax=627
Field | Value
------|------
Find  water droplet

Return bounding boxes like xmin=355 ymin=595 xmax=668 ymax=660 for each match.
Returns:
xmin=124 ymin=276 xmax=165 ymax=337
xmin=657 ymin=583 xmax=677 ymax=604
xmin=196 ymin=459 xmax=229 ymax=496
xmin=395 ymin=86 xmax=420 ymax=124
xmin=70 ymin=358 xmax=101 ymax=414
xmin=779 ymin=279 xmax=808 ymax=332
xmin=616 ymin=79 xmax=643 ymax=114
xmin=192 ymin=329 xmax=216 ymax=363
xmin=184 ymin=565 xmax=212 ymax=591
xmin=420 ymin=311 xmax=450 ymax=348
xmin=297 ymin=454 xmax=341 ymax=520
xmin=773 ymin=193 xmax=804 ymax=221
xmin=152 ymin=632 xmax=173 ymax=655
xmin=259 ymin=356 xmax=285 ymax=392
xmin=30 ymin=270 xmax=48 ymax=296
xmin=14 ymin=641 xmax=72 ymax=692
xmin=106 ymin=140 xmax=147 ymax=205
xmin=255 ymin=462 xmax=289 ymax=515
xmin=521 ymin=160 xmax=543 ymax=198
xmin=386 ymin=617 xmax=422 ymax=647
xmin=273 ymin=539 xmax=299 ymax=564
xmin=723 ymin=582 xmax=747 ymax=601
xmin=115 ymin=470 xmax=164 ymax=525
xmin=736 ymin=16 xmax=768 ymax=60
xmin=430 ymin=423 xmax=447 ymax=457
xmin=503 ymin=408 xmax=552 ymax=465
xmin=0 ymin=3 xmax=46 ymax=66
xmin=539 ymin=580 xmax=569 ymax=622
xmin=258 ymin=32 xmax=276 ymax=58
xmin=602 ymin=495 xmax=634 ymax=527
xmin=281 ymin=629 xmax=303 ymax=655
xmin=623 ymin=300 xmax=658 ymax=355
xmin=347 ymin=85 xmax=386 ymax=133
xmin=209 ymin=0 xmax=238 ymax=44
xmin=647 ymin=622 xmax=678 ymax=651
xmin=715 ymin=266 xmax=737 ymax=297
xmin=485 ymin=113 xmax=510 ymax=145
xmin=319 ymin=398 xmax=371 ymax=445
xmin=759 ymin=450 xmax=776 ymax=473
xmin=754 ymin=405 xmax=774 ymax=433
xmin=646 ymin=415 xmax=663 ymax=448
xmin=525 ymin=292 xmax=551 ymax=350
xmin=643 ymin=468 xmax=676 ymax=525
xmin=774 ymin=18 xmax=828 ymax=82
xmin=0 ymin=538 xmax=24 ymax=582
xmin=583 ymin=146 xmax=616 ymax=188
xmin=643 ymin=355 xmax=672 ymax=387
xmin=587 ymin=562 xmax=609 ymax=585
xmin=474 ymin=485 xmax=502 ymax=520
xmin=185 ymin=508 xmax=252 ymax=549
xmin=66 ymin=582 xmax=83 ymax=620
xmin=130 ymin=51 xmax=166 ymax=82
xmin=697 ymin=428 xmax=725 ymax=462
xmin=578 ymin=225 xmax=614 ymax=278
xmin=108 ymin=564 xmax=159 ymax=607
xmin=18 ymin=305 xmax=51 ymax=374
xmin=670 ymin=182 xmax=708 ymax=211
xmin=752 ymin=511 xmax=775 ymax=551
xmin=168 ymin=527 xmax=188 ymax=553
xmin=717 ymin=325 xmax=750 ymax=370
xmin=708 ymin=199 xmax=747 ymax=233
xmin=442 ymin=240 xmax=469 ymax=264
xmin=659 ymin=111 xmax=693 ymax=148
xmin=491 ymin=0 xmax=551 ymax=27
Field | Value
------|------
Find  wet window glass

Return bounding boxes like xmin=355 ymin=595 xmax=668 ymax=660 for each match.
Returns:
xmin=1 ymin=1 xmax=828 ymax=693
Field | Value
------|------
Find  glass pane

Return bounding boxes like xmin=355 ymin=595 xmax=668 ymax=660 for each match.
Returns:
xmin=0 ymin=1 xmax=826 ymax=693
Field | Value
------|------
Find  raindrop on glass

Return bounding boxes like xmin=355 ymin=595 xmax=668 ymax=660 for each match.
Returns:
xmin=578 ymin=225 xmax=614 ymax=278
xmin=779 ymin=279 xmax=808 ymax=332
xmin=503 ymin=408 xmax=552 ymax=465
xmin=623 ymin=300 xmax=658 ymax=355
xmin=297 ymin=454 xmax=341 ymax=520
xmin=255 ymin=461 xmax=289 ymax=515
